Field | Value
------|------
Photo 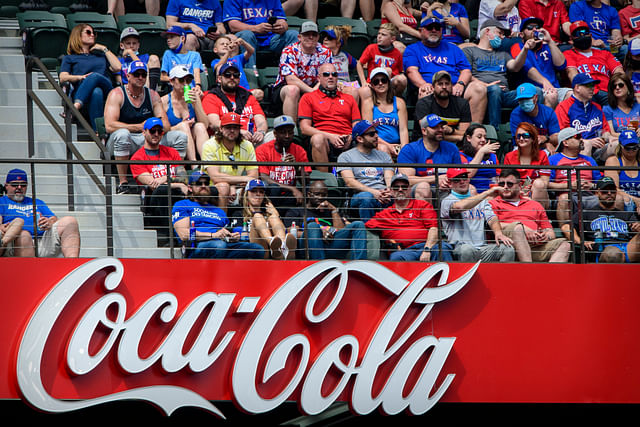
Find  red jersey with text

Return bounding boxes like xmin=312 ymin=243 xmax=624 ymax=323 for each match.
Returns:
xmin=255 ymin=141 xmax=311 ymax=186
xmin=298 ymin=90 xmax=361 ymax=135
xmin=564 ymin=48 xmax=621 ymax=94
xmin=365 ymin=199 xmax=437 ymax=248
xmin=359 ymin=44 xmax=403 ymax=80
xmin=130 ymin=145 xmax=182 ymax=184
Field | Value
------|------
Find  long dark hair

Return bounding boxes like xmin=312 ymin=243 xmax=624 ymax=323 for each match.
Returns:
xmin=461 ymin=123 xmax=488 ymax=159
xmin=608 ymin=72 xmax=635 ymax=109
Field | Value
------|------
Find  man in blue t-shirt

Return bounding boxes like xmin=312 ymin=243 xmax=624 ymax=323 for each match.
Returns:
xmin=397 ymin=114 xmax=462 ymax=201
xmin=0 ymin=169 xmax=80 ymax=257
xmin=171 ymin=171 xmax=264 ymax=258
xmin=510 ymin=83 xmax=560 ymax=152
xmin=166 ymin=0 xmax=225 ymax=52
xmin=223 ymin=0 xmax=298 ymax=68
xmin=569 ymin=0 xmax=624 ymax=56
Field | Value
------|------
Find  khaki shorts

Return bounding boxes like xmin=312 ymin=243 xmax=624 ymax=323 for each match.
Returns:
xmin=1 ymin=221 xmax=61 ymax=257
xmin=502 ymin=222 xmax=567 ymax=262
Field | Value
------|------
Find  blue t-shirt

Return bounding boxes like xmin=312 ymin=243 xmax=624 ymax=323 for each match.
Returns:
xmin=397 ymin=139 xmax=462 ymax=177
xmin=166 ymin=0 xmax=223 ymax=33
xmin=171 ymin=199 xmax=229 ymax=240
xmin=60 ymin=53 xmax=110 ymax=97
xmin=0 ymin=195 xmax=55 ymax=237
xmin=212 ymin=53 xmax=250 ymax=90
xmin=119 ymin=53 xmax=150 ymax=85
xmin=223 ymin=0 xmax=287 ymax=46
xmin=569 ymin=0 xmax=621 ymax=43
xmin=161 ymin=49 xmax=205 ymax=75
xmin=460 ymin=152 xmax=498 ymax=192
xmin=510 ymin=103 xmax=560 ymax=145
xmin=603 ymin=103 xmax=640 ymax=133
xmin=424 ymin=4 xmax=469 ymax=45
xmin=403 ymin=40 xmax=470 ymax=85
xmin=513 ymin=42 xmax=566 ymax=88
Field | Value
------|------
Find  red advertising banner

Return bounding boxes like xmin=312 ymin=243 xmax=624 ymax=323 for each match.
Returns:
xmin=1 ymin=258 xmax=638 ymax=418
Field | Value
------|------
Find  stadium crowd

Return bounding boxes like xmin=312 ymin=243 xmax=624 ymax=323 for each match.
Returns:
xmin=3 ymin=0 xmax=640 ymax=263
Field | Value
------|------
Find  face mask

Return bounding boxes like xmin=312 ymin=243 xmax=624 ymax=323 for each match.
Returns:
xmin=573 ymin=36 xmax=592 ymax=50
xmin=171 ymin=40 xmax=183 ymax=54
xmin=490 ymin=35 xmax=502 ymax=49
xmin=519 ymin=99 xmax=536 ymax=113
xmin=451 ymin=190 xmax=471 ymax=199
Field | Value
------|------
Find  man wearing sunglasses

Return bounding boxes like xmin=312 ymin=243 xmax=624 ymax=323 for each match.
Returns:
xmin=518 ymin=0 xmax=571 ymax=43
xmin=571 ymin=176 xmax=640 ymax=263
xmin=489 ymin=169 xmax=571 ymax=262
xmin=564 ymin=21 xmax=622 ymax=107
xmin=0 ymin=169 xmax=80 ymax=258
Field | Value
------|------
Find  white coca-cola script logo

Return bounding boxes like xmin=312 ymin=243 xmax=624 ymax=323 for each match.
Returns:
xmin=16 ymin=258 xmax=479 ymax=418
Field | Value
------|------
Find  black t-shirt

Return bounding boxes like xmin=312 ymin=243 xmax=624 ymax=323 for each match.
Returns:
xmin=283 ymin=206 xmax=333 ymax=229
xmin=573 ymin=207 xmax=638 ymax=244
xmin=413 ymin=94 xmax=472 ymax=140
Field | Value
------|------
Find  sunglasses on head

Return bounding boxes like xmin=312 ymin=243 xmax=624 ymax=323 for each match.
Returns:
xmin=497 ymin=181 xmax=517 ymax=188
xmin=371 ymin=77 xmax=389 ymax=85
xmin=322 ymin=71 xmax=339 ymax=77
xmin=222 ymin=72 xmax=240 ymax=79
xmin=516 ymin=132 xmax=532 ymax=139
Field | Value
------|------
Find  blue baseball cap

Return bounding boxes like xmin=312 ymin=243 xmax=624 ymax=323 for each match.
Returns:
xmin=520 ymin=17 xmax=543 ymax=32
xmin=128 ymin=60 xmax=147 ymax=74
xmin=219 ymin=61 xmax=240 ymax=75
xmin=572 ymin=73 xmax=600 ymax=87
xmin=619 ymin=129 xmax=639 ymax=146
xmin=6 ymin=168 xmax=27 ymax=184
xmin=143 ymin=117 xmax=163 ymax=130
xmin=162 ymin=25 xmax=185 ymax=38
xmin=245 ymin=179 xmax=266 ymax=192
xmin=630 ymin=38 xmax=640 ymax=56
xmin=352 ymin=120 xmax=377 ymax=138
xmin=420 ymin=114 xmax=446 ymax=129
xmin=188 ymin=171 xmax=210 ymax=185
xmin=515 ymin=83 xmax=538 ymax=100
xmin=420 ymin=17 xmax=442 ymax=28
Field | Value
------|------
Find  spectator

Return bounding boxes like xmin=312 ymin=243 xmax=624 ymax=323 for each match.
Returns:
xmin=117 ymin=27 xmax=161 ymax=91
xmin=160 ymin=26 xmax=206 ymax=87
xmin=0 ymin=169 xmax=80 ymax=257
xmin=202 ymin=62 xmax=268 ymax=146
xmin=130 ymin=117 xmax=189 ymax=234
xmin=412 ymin=70 xmax=472 ymax=143
xmin=459 ymin=123 xmax=500 ymax=193
xmin=510 ymin=18 xmax=569 ymax=109
xmin=104 ymin=61 xmax=187 ymax=194
xmin=624 ymin=39 xmax=640 ymax=102
xmin=366 ymin=173 xmax=454 ymax=261
xmin=463 ymin=19 xmax=534 ymax=129
xmin=337 ymin=120 xmax=394 ymax=222
xmin=281 ymin=0 xmax=319 ymax=22
xmin=0 ymin=218 xmax=24 ymax=257
xmin=273 ymin=21 xmax=333 ymax=121
xmin=403 ymin=17 xmax=471 ymax=101
xmin=283 ymin=180 xmax=368 ymax=260
xmin=59 ymin=24 xmax=121 ymax=131
xmin=255 ymin=115 xmax=310 ymax=209
xmin=299 ymin=63 xmax=361 ymax=172
xmin=604 ymin=73 xmax=640 ymax=138
xmin=422 ymin=0 xmax=471 ymax=44
xmin=517 ymin=0 xmax=571 ymax=43
xmin=509 ymin=82 xmax=560 ymax=153
xmin=477 ymin=0 xmax=521 ymax=43
xmin=201 ymin=112 xmax=259 ymax=211
xmin=107 ymin=0 xmax=160 ymax=17
xmin=172 ymin=171 xmax=265 ymax=259
xmin=211 ymin=34 xmax=264 ymax=101
xmin=604 ymin=130 xmax=640 ymax=212
xmin=440 ymin=167 xmax=516 ymax=262
xmin=398 ymin=113 xmax=462 ymax=199
xmin=489 ymin=169 xmax=571 ymax=262
xmin=564 ymin=21 xmax=623 ymax=107
xmin=360 ymin=68 xmax=410 ymax=157
xmin=242 ymin=179 xmax=297 ymax=259
xmin=569 ymin=0 xmax=623 ymax=54
xmin=161 ymin=65 xmax=210 ymax=163
xmin=320 ymin=25 xmax=360 ymax=103
xmin=501 ymin=122 xmax=551 ymax=208
xmin=571 ymin=176 xmax=640 ymax=263
xmin=620 ymin=0 xmax=640 ymax=43
xmin=555 ymin=73 xmax=613 ymax=161
xmin=356 ymin=23 xmax=407 ymax=99
xmin=166 ymin=0 xmax=225 ymax=52
xmin=549 ymin=127 xmax=602 ymax=236
xmin=380 ymin=0 xmax=421 ymax=49
xmin=223 ymin=0 xmax=298 ymax=68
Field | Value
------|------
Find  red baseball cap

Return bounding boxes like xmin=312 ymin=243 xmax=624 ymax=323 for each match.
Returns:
xmin=446 ymin=168 xmax=469 ymax=179
xmin=220 ymin=112 xmax=241 ymax=127
xmin=569 ymin=21 xmax=589 ymax=35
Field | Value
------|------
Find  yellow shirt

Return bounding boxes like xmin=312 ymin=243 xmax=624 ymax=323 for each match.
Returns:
xmin=201 ymin=137 xmax=258 ymax=176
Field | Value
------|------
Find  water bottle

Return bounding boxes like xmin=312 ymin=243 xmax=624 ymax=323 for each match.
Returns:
xmin=241 ymin=222 xmax=249 ymax=241
xmin=594 ymin=231 xmax=604 ymax=253
xmin=183 ymin=84 xmax=192 ymax=103
xmin=252 ymin=65 xmax=259 ymax=78
xmin=189 ymin=220 xmax=196 ymax=246
xmin=290 ymin=221 xmax=297 ymax=239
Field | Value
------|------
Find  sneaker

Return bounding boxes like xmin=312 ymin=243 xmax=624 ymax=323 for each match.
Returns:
xmin=116 ymin=183 xmax=131 ymax=194
xmin=285 ymin=233 xmax=297 ymax=260
xmin=269 ymin=236 xmax=283 ymax=260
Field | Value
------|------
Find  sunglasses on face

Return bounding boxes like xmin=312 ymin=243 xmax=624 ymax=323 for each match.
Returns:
xmin=425 ymin=24 xmax=442 ymax=31
xmin=599 ymin=188 xmax=616 ymax=194
xmin=362 ymin=130 xmax=378 ymax=137
xmin=222 ymin=72 xmax=240 ymax=79
xmin=391 ymin=185 xmax=409 ymax=191
xmin=516 ymin=132 xmax=532 ymax=140
xmin=371 ymin=77 xmax=389 ymax=85
xmin=623 ymin=144 xmax=639 ymax=151
xmin=497 ymin=181 xmax=517 ymax=188
xmin=525 ymin=25 xmax=540 ymax=31
xmin=84 ymin=29 xmax=95 ymax=36
xmin=573 ymin=29 xmax=590 ymax=37
xmin=148 ymin=127 xmax=163 ymax=135
xmin=178 ymin=76 xmax=194 ymax=84
xmin=7 ymin=182 xmax=27 ymax=188
xmin=614 ymin=82 xmax=626 ymax=89
xmin=132 ymin=72 xmax=147 ymax=79
xmin=322 ymin=72 xmax=339 ymax=77
xmin=193 ymin=181 xmax=210 ymax=187
xmin=451 ymin=176 xmax=469 ymax=182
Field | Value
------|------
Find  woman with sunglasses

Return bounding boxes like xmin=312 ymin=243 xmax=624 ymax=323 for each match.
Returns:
xmin=361 ymin=68 xmax=409 ymax=157
xmin=501 ymin=122 xmax=551 ymax=208
xmin=162 ymin=65 xmax=209 ymax=165
xmin=460 ymin=124 xmax=500 ymax=192
xmin=242 ymin=179 xmax=297 ymax=260
xmin=604 ymin=73 xmax=640 ymax=139
xmin=59 ymin=24 xmax=121 ymax=130
xmin=604 ymin=129 xmax=640 ymax=212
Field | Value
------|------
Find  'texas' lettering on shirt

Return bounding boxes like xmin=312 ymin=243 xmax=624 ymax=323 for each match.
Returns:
xmin=422 ymin=54 xmax=449 ymax=64
xmin=242 ymin=8 xmax=274 ymax=20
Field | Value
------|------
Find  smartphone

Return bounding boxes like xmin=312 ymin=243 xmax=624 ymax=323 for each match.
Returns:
xmin=206 ymin=26 xmax=218 ymax=35
xmin=268 ymin=16 xmax=277 ymax=25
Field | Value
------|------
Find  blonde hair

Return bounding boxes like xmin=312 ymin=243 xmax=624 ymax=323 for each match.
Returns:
xmin=242 ymin=188 xmax=274 ymax=222
xmin=324 ymin=25 xmax=352 ymax=45
xmin=379 ymin=23 xmax=399 ymax=37
xmin=67 ymin=24 xmax=93 ymax=55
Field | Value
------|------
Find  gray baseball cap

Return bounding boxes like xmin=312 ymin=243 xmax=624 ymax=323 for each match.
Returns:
xmin=301 ymin=21 xmax=318 ymax=34
xmin=558 ymin=127 xmax=581 ymax=144
xmin=273 ymin=115 xmax=295 ymax=129
xmin=120 ymin=27 xmax=139 ymax=41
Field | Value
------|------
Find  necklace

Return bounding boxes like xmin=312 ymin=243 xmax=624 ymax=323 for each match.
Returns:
xmin=126 ymin=85 xmax=142 ymax=100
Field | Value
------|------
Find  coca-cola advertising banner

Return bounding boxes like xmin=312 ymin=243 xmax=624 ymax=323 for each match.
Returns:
xmin=1 ymin=258 xmax=639 ymax=419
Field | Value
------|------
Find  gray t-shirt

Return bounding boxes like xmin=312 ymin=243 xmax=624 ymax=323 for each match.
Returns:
xmin=336 ymin=147 xmax=393 ymax=190
xmin=440 ymin=193 xmax=496 ymax=248
xmin=462 ymin=45 xmax=511 ymax=87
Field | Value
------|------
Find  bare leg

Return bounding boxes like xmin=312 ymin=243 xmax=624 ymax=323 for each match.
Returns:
xmin=341 ymin=0 xmax=357 ymax=17
xmin=193 ymin=122 xmax=209 ymax=160
xmin=280 ymin=85 xmax=301 ymax=122
xmin=359 ymin=0 xmax=375 ymax=20
xmin=174 ymin=121 xmax=197 ymax=162
xmin=531 ymin=178 xmax=549 ymax=210
xmin=145 ymin=0 xmax=160 ymax=15
xmin=56 ymin=216 xmax=81 ymax=258
xmin=310 ymin=134 xmax=330 ymax=172
xmin=627 ymin=233 xmax=640 ymax=263
xmin=304 ymin=0 xmax=318 ymax=21
xmin=509 ymin=222 xmax=533 ymax=262
xmin=214 ymin=182 xmax=230 ymax=212
xmin=14 ymin=230 xmax=35 ymax=257
xmin=464 ymin=81 xmax=488 ymax=123
xmin=282 ymin=0 xmax=304 ymax=16
xmin=0 ymin=218 xmax=25 ymax=256
xmin=412 ymin=181 xmax=432 ymax=202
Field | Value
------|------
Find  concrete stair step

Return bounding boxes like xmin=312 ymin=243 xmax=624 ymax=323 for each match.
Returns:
xmin=0 ymin=88 xmax=61 ymax=106
xmin=56 ymin=210 xmax=145 ymax=230
xmin=0 ymin=105 xmax=64 ymax=124
xmin=78 ymin=228 xmax=160 ymax=248
xmin=0 ymin=53 xmax=25 ymax=72
xmin=0 ymin=70 xmax=37 ymax=89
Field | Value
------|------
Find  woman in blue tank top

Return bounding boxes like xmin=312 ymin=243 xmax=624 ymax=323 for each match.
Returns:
xmin=161 ymin=65 xmax=210 ymax=164
xmin=605 ymin=131 xmax=640 ymax=211
xmin=361 ymin=68 xmax=409 ymax=158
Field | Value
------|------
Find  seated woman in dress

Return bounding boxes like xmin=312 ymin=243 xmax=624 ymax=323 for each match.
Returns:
xmin=460 ymin=124 xmax=500 ymax=193
xmin=161 ymin=65 xmax=209 ymax=164
xmin=59 ymin=24 xmax=121 ymax=130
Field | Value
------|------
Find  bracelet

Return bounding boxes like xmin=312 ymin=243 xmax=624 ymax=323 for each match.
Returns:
xmin=331 ymin=209 xmax=339 ymax=214
xmin=103 ymin=47 xmax=109 ymax=53
xmin=456 ymin=81 xmax=466 ymax=87
xmin=196 ymin=83 xmax=202 ymax=87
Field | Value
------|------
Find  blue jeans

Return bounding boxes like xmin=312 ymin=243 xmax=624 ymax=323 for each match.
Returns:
xmin=304 ymin=221 xmax=367 ymax=260
xmin=73 ymin=72 xmax=113 ymax=131
xmin=350 ymin=192 xmax=389 ymax=223
xmin=189 ymin=239 xmax=265 ymax=259
xmin=389 ymin=242 xmax=454 ymax=261
xmin=235 ymin=29 xmax=299 ymax=68
xmin=487 ymin=85 xmax=518 ymax=130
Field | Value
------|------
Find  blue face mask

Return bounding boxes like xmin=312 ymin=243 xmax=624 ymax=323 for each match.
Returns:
xmin=451 ymin=190 xmax=471 ymax=199
xmin=171 ymin=40 xmax=183 ymax=54
xmin=519 ymin=99 xmax=536 ymax=113
xmin=490 ymin=35 xmax=502 ymax=49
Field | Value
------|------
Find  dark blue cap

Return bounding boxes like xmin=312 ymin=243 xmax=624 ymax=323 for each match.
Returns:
xmin=6 ymin=168 xmax=27 ymax=183
xmin=572 ymin=73 xmax=600 ymax=87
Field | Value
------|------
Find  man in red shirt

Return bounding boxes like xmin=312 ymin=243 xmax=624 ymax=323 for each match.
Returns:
xmin=489 ymin=169 xmax=570 ymax=262
xmin=201 ymin=62 xmax=268 ymax=146
xmin=298 ymin=62 xmax=361 ymax=172
xmin=255 ymin=115 xmax=311 ymax=208
xmin=365 ymin=173 xmax=453 ymax=261
xmin=620 ymin=0 xmax=640 ymax=42
xmin=518 ymin=0 xmax=571 ymax=43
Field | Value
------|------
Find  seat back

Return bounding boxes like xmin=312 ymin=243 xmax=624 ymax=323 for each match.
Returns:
xmin=17 ymin=11 xmax=69 ymax=69
xmin=67 ymin=12 xmax=120 ymax=52
xmin=117 ymin=14 xmax=168 ymax=58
